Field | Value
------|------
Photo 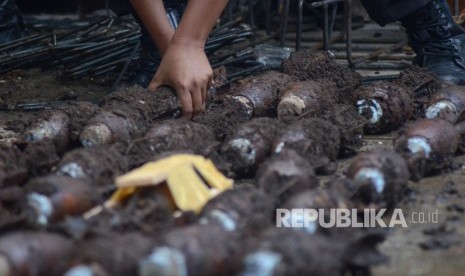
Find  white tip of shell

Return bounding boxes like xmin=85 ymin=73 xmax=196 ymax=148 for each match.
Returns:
xmin=231 ymin=96 xmax=254 ymax=117
xmin=354 ymin=168 xmax=386 ymax=194
xmin=357 ymin=99 xmax=383 ymax=124
xmin=63 ymin=265 xmax=95 ymax=276
xmin=228 ymin=139 xmax=257 ymax=165
xmin=27 ymin=193 xmax=53 ymax=225
xmin=0 ymin=255 xmax=11 ymax=276
xmin=425 ymin=100 xmax=457 ymax=119
xmin=278 ymin=95 xmax=306 ymax=116
xmin=139 ymin=247 xmax=188 ymax=276
xmin=199 ymin=209 xmax=237 ymax=232
xmin=407 ymin=136 xmax=431 ymax=158
xmin=241 ymin=251 xmax=282 ymax=276
xmin=80 ymin=123 xmax=112 ymax=148
xmin=58 ymin=162 xmax=86 ymax=179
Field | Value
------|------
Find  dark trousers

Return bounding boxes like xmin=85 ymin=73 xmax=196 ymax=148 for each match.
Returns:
xmin=109 ymin=0 xmax=185 ymax=47
xmin=361 ymin=0 xmax=432 ymax=25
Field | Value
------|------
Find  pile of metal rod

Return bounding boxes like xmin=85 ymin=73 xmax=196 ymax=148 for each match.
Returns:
xmin=0 ymin=13 xmax=267 ymax=80
xmin=0 ymin=16 xmax=140 ymax=78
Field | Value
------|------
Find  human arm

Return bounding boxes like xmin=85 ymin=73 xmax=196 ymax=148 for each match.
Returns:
xmin=129 ymin=0 xmax=175 ymax=56
xmin=148 ymin=0 xmax=229 ymax=118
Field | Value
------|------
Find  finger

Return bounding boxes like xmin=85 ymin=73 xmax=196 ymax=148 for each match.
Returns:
xmin=204 ymin=75 xmax=213 ymax=102
xmin=148 ymin=77 xmax=162 ymax=92
xmin=200 ymin=83 xmax=207 ymax=105
xmin=191 ymin=85 xmax=203 ymax=115
xmin=176 ymin=86 xmax=193 ymax=119
xmin=201 ymin=86 xmax=207 ymax=111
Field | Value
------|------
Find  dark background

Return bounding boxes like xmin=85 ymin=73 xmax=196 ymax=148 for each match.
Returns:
xmin=16 ymin=0 xmax=108 ymax=13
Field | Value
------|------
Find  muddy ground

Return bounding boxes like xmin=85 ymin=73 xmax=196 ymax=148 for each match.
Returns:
xmin=1 ymin=68 xmax=465 ymax=275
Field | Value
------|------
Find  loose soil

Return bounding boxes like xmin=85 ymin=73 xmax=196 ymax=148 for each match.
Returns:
xmin=1 ymin=65 xmax=465 ymax=275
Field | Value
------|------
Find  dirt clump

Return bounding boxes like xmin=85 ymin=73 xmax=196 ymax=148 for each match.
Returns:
xmin=139 ymin=225 xmax=241 ymax=276
xmin=127 ymin=119 xmax=217 ymax=168
xmin=282 ymin=188 xmax=352 ymax=234
xmin=199 ymin=186 xmax=275 ymax=236
xmin=277 ymin=80 xmax=337 ymax=123
xmin=56 ymin=144 xmax=128 ymax=189
xmin=101 ymin=86 xmax=180 ymax=121
xmin=221 ymin=117 xmax=282 ymax=177
xmin=80 ymin=86 xmax=180 ymax=147
xmin=0 ymin=231 xmax=74 ymax=276
xmin=396 ymin=66 xmax=440 ymax=93
xmin=84 ymin=186 xmax=176 ymax=234
xmin=239 ymin=228 xmax=385 ymax=276
xmin=18 ymin=139 xmax=61 ymax=177
xmin=67 ymin=232 xmax=155 ymax=276
xmin=194 ymin=97 xmax=253 ymax=140
xmin=282 ymin=50 xmax=362 ymax=101
xmin=0 ymin=124 xmax=20 ymax=146
xmin=419 ymin=224 xmax=462 ymax=251
xmin=255 ymin=150 xmax=319 ymax=206
xmin=395 ymin=66 xmax=441 ymax=119
xmin=0 ymin=144 xmax=28 ymax=187
xmin=272 ymin=118 xmax=341 ymax=173
xmin=321 ymin=104 xmax=366 ymax=157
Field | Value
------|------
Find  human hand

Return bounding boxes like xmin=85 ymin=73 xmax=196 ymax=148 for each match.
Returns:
xmin=148 ymin=39 xmax=212 ymax=119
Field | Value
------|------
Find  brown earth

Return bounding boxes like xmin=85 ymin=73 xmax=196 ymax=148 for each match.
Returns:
xmin=1 ymin=66 xmax=465 ymax=276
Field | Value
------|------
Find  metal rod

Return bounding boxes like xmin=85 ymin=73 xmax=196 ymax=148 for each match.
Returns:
xmin=249 ymin=0 xmax=255 ymax=27
xmin=311 ymin=0 xmax=345 ymax=8
xmin=350 ymin=40 xmax=407 ymax=64
xmin=226 ymin=64 xmax=266 ymax=81
xmin=109 ymin=40 xmax=141 ymax=94
xmin=265 ymin=0 xmax=272 ymax=34
xmin=280 ymin=0 xmax=291 ymax=47
xmin=328 ymin=3 xmax=338 ymax=40
xmin=323 ymin=4 xmax=329 ymax=50
xmin=345 ymin=0 xmax=354 ymax=68
xmin=296 ymin=0 xmax=304 ymax=49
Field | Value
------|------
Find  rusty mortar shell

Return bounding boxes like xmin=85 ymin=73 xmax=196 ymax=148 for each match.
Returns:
xmin=230 ymin=71 xmax=295 ymax=117
xmin=395 ymin=118 xmax=460 ymax=158
xmin=282 ymin=188 xmax=351 ymax=235
xmin=255 ymin=149 xmax=318 ymax=205
xmin=221 ymin=118 xmax=280 ymax=177
xmin=23 ymin=110 xmax=70 ymax=152
xmin=0 ymin=125 xmax=19 ymax=146
xmin=226 ymin=95 xmax=255 ymax=118
xmin=68 ymin=233 xmax=154 ymax=276
xmin=347 ymin=149 xmax=409 ymax=206
xmin=277 ymin=80 xmax=336 ymax=122
xmin=0 ymin=232 xmax=73 ymax=276
xmin=199 ymin=186 xmax=274 ymax=234
xmin=63 ymin=264 xmax=108 ymax=276
xmin=56 ymin=145 xmax=128 ymax=187
xmin=271 ymin=118 xmax=341 ymax=173
xmin=139 ymin=225 xmax=236 ymax=276
xmin=425 ymin=85 xmax=465 ymax=120
xmin=80 ymin=111 xmax=134 ymax=147
xmin=354 ymin=82 xmax=411 ymax=134
xmin=26 ymin=175 xmax=99 ymax=225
